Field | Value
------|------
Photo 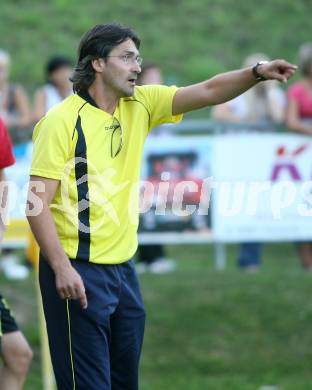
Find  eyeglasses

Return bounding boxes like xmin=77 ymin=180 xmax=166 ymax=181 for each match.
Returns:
xmin=107 ymin=53 xmax=143 ymax=66
xmin=109 ymin=118 xmax=123 ymax=158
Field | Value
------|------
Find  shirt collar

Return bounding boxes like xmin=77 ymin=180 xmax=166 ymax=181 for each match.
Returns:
xmin=78 ymin=90 xmax=99 ymax=108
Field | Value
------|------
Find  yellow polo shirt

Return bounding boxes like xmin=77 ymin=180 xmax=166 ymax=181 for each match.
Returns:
xmin=30 ymin=85 xmax=182 ymax=263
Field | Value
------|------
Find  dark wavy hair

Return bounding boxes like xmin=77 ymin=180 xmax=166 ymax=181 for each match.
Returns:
xmin=71 ymin=23 xmax=140 ymax=93
xmin=46 ymin=56 xmax=73 ymax=83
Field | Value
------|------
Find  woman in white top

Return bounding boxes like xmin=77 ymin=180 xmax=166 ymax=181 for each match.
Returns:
xmin=0 ymin=49 xmax=32 ymax=141
xmin=33 ymin=56 xmax=73 ymax=121
xmin=212 ymin=53 xmax=285 ymax=127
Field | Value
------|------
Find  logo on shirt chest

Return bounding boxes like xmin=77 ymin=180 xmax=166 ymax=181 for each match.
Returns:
xmin=104 ymin=124 xmax=118 ymax=131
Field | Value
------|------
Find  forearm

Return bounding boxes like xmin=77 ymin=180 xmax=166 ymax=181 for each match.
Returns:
xmin=27 ymin=178 xmax=87 ymax=307
xmin=174 ymin=68 xmax=258 ymax=114
xmin=286 ymin=118 xmax=312 ymax=135
xmin=203 ymin=68 xmax=258 ymax=106
xmin=6 ymin=113 xmax=30 ymax=129
xmin=27 ymin=203 xmax=71 ymax=272
xmin=173 ymin=59 xmax=296 ymax=115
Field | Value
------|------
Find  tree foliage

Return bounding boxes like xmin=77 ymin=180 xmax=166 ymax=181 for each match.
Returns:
xmin=1 ymin=0 xmax=311 ymax=90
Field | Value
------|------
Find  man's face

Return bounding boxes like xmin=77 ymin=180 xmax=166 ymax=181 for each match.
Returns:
xmin=49 ymin=66 xmax=73 ymax=90
xmin=101 ymin=39 xmax=141 ymax=97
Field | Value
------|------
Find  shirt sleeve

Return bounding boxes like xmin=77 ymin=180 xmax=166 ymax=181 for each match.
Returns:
xmin=30 ymin=111 xmax=73 ymax=180
xmin=0 ymin=118 xmax=15 ymax=169
xmin=136 ymin=85 xmax=183 ymax=130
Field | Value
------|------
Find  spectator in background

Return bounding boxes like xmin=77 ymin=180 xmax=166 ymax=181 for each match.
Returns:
xmin=0 ymin=117 xmax=33 ymax=390
xmin=286 ymin=43 xmax=312 ymax=270
xmin=33 ymin=56 xmax=73 ymax=122
xmin=136 ymin=63 xmax=176 ymax=274
xmin=0 ymin=49 xmax=32 ymax=279
xmin=0 ymin=49 xmax=32 ymax=142
xmin=212 ymin=53 xmax=286 ymax=272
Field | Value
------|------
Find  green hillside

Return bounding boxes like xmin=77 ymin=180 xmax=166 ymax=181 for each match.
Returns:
xmin=1 ymin=0 xmax=311 ymax=92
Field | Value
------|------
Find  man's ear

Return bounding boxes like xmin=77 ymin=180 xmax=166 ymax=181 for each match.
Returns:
xmin=91 ymin=58 xmax=105 ymax=73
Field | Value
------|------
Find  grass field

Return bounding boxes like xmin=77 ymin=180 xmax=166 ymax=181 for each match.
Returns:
xmin=2 ymin=242 xmax=312 ymax=390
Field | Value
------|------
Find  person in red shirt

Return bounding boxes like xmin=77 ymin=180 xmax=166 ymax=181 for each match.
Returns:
xmin=0 ymin=117 xmax=33 ymax=389
xmin=287 ymin=43 xmax=312 ymax=130
xmin=0 ymin=118 xmax=15 ymax=172
xmin=287 ymin=43 xmax=312 ymax=270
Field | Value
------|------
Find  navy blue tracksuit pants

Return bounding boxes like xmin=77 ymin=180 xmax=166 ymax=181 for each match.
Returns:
xmin=39 ymin=255 xmax=146 ymax=390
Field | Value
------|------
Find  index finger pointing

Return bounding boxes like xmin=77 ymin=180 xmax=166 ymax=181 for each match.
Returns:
xmin=283 ymin=62 xmax=298 ymax=71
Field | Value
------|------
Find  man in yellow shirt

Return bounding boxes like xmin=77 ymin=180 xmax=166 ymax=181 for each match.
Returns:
xmin=27 ymin=23 xmax=296 ymax=389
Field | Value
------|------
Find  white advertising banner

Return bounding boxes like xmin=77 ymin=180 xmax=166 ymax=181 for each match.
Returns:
xmin=5 ymin=133 xmax=312 ymax=246
xmin=212 ymin=133 xmax=312 ymax=242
